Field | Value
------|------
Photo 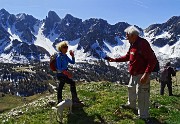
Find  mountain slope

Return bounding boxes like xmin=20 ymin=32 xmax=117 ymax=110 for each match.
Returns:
xmin=0 ymin=79 xmax=180 ymax=124
xmin=144 ymin=16 xmax=180 ymax=59
xmin=0 ymin=8 xmax=180 ymax=66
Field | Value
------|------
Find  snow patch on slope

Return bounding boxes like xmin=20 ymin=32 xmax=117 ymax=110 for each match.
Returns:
xmin=34 ymin=23 xmax=56 ymax=55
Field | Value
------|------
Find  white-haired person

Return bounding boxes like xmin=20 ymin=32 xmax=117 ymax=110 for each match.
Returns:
xmin=55 ymin=41 xmax=82 ymax=105
xmin=106 ymin=26 xmax=157 ymax=119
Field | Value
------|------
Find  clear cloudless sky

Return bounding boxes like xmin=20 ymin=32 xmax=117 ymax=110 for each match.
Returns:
xmin=1 ymin=0 xmax=180 ymax=28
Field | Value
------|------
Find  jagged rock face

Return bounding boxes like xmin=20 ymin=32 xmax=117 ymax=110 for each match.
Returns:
xmin=58 ymin=14 xmax=83 ymax=41
xmin=0 ymin=9 xmax=49 ymax=62
xmin=145 ymin=16 xmax=180 ymax=47
xmin=145 ymin=24 xmax=162 ymax=36
xmin=15 ymin=14 xmax=38 ymax=32
xmin=151 ymin=38 xmax=169 ymax=47
xmin=21 ymin=28 xmax=36 ymax=43
xmin=14 ymin=14 xmax=39 ymax=43
xmin=79 ymin=19 xmax=130 ymax=56
xmin=8 ymin=14 xmax=16 ymax=26
xmin=3 ymin=39 xmax=50 ymax=61
xmin=163 ymin=16 xmax=180 ymax=34
xmin=0 ymin=8 xmax=179 ymax=62
xmin=0 ymin=9 xmax=13 ymax=26
xmin=80 ymin=19 xmax=112 ymax=50
xmin=0 ymin=9 xmax=10 ymax=27
xmin=53 ymin=17 xmax=131 ymax=58
xmin=0 ymin=26 xmax=10 ymax=40
xmin=113 ymin=22 xmax=131 ymax=38
xmin=43 ymin=11 xmax=84 ymax=41
xmin=0 ymin=26 xmax=11 ymax=53
xmin=43 ymin=11 xmax=61 ymax=36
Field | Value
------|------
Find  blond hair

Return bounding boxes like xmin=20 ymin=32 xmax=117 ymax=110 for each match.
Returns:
xmin=56 ymin=41 xmax=68 ymax=52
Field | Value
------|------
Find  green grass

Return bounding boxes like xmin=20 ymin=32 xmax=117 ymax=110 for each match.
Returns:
xmin=0 ymin=72 xmax=180 ymax=124
xmin=0 ymin=92 xmax=50 ymax=113
xmin=0 ymin=94 xmax=22 ymax=113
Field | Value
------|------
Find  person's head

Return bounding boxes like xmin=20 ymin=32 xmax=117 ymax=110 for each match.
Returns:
xmin=56 ymin=41 xmax=68 ymax=54
xmin=124 ymin=26 xmax=140 ymax=44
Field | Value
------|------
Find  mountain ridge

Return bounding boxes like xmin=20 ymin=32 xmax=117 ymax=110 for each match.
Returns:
xmin=0 ymin=8 xmax=180 ymax=66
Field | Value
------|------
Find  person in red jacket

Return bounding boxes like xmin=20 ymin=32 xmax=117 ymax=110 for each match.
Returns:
xmin=106 ymin=26 xmax=157 ymax=119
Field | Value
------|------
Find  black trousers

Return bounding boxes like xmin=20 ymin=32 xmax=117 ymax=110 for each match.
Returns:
xmin=57 ymin=75 xmax=78 ymax=103
xmin=160 ymin=80 xmax=173 ymax=96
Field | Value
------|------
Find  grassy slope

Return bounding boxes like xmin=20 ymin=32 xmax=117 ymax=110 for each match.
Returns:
xmin=0 ymin=92 xmax=51 ymax=113
xmin=0 ymin=72 xmax=180 ymax=124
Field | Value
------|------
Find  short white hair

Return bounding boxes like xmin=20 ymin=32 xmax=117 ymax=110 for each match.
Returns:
xmin=124 ymin=25 xmax=140 ymax=36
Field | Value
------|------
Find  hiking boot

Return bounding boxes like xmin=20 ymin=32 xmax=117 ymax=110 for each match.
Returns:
xmin=58 ymin=99 xmax=63 ymax=104
xmin=169 ymin=94 xmax=173 ymax=96
xmin=72 ymin=99 xmax=84 ymax=107
xmin=73 ymin=99 xmax=83 ymax=104
xmin=72 ymin=98 xmax=81 ymax=103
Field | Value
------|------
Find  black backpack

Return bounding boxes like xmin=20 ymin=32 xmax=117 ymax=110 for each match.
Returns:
xmin=153 ymin=59 xmax=160 ymax=73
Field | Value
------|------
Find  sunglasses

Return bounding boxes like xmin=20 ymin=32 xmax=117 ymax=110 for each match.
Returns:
xmin=63 ymin=46 xmax=68 ymax=49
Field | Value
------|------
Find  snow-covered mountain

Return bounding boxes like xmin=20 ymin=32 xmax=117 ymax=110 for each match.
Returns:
xmin=0 ymin=8 xmax=179 ymax=67
xmin=144 ymin=16 xmax=180 ymax=59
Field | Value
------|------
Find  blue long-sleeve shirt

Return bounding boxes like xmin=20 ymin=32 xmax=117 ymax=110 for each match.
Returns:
xmin=56 ymin=52 xmax=75 ymax=72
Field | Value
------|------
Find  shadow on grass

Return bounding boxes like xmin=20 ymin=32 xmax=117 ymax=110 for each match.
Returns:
xmin=146 ymin=117 xmax=167 ymax=124
xmin=67 ymin=106 xmax=106 ymax=124
xmin=0 ymin=108 xmax=11 ymax=114
xmin=135 ymin=117 xmax=167 ymax=124
xmin=173 ymin=94 xmax=180 ymax=97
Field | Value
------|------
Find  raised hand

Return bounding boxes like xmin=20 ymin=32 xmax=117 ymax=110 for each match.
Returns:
xmin=69 ymin=50 xmax=74 ymax=57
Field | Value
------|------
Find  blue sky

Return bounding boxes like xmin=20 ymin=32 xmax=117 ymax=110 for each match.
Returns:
xmin=1 ymin=0 xmax=180 ymax=28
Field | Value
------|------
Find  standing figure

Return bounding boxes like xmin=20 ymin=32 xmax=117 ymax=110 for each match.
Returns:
xmin=106 ymin=26 xmax=157 ymax=119
xmin=56 ymin=41 xmax=82 ymax=105
xmin=160 ymin=62 xmax=176 ymax=96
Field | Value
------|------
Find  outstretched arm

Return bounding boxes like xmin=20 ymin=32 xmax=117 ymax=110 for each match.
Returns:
xmin=105 ymin=51 xmax=130 ymax=62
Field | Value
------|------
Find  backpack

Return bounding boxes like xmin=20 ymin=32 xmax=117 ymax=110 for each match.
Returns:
xmin=137 ymin=39 xmax=160 ymax=73
xmin=49 ymin=53 xmax=58 ymax=71
xmin=152 ymin=56 xmax=160 ymax=73
xmin=160 ymin=67 xmax=169 ymax=82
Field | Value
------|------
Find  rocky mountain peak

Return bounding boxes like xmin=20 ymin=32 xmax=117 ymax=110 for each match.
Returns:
xmin=64 ymin=14 xmax=76 ymax=21
xmin=0 ymin=8 xmax=11 ymax=27
xmin=0 ymin=8 xmax=10 ymax=16
xmin=61 ymin=13 xmax=82 ymax=26
xmin=55 ymin=14 xmax=83 ymax=41
xmin=144 ymin=16 xmax=180 ymax=47
xmin=47 ymin=11 xmax=61 ymax=22
xmin=166 ymin=16 xmax=180 ymax=25
xmin=0 ymin=9 xmax=179 ymax=64
xmin=16 ymin=13 xmax=26 ymax=20
xmin=43 ymin=11 xmax=61 ymax=36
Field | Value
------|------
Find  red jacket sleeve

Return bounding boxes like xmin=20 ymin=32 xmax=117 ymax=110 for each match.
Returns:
xmin=115 ymin=51 xmax=130 ymax=62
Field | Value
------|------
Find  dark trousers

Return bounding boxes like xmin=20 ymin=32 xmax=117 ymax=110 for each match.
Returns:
xmin=57 ymin=75 xmax=78 ymax=103
xmin=160 ymin=81 xmax=173 ymax=96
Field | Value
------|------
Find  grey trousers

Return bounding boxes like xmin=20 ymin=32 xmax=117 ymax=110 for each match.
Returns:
xmin=127 ymin=74 xmax=150 ymax=118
